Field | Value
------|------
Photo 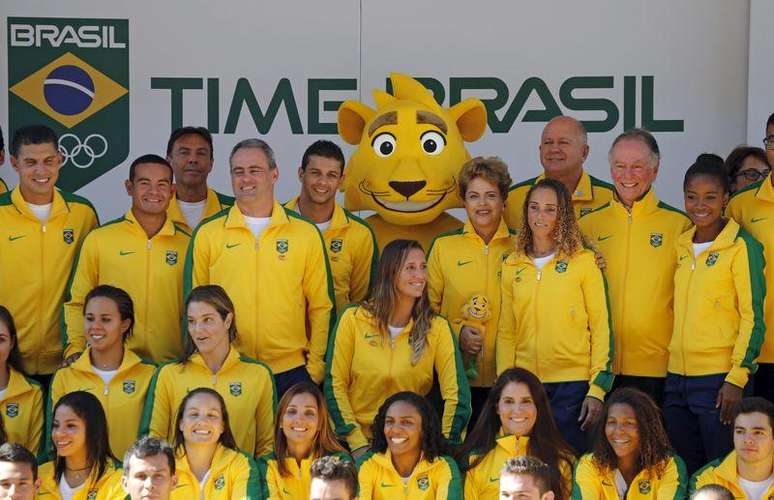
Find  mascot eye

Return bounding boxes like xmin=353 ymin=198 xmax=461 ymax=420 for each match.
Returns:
xmin=372 ymin=133 xmax=396 ymax=157
xmin=420 ymin=131 xmax=446 ymax=156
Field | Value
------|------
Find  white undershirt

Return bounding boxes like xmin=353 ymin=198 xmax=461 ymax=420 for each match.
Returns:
xmin=27 ymin=202 xmax=52 ymax=222
xmin=58 ymin=476 xmax=85 ymax=500
xmin=0 ymin=389 xmax=6 ymax=401
xmin=243 ymin=215 xmax=271 ymax=239
xmin=388 ymin=325 xmax=403 ymax=341
xmin=315 ymin=220 xmax=331 ymax=232
xmin=178 ymin=199 xmax=207 ymax=228
xmin=613 ymin=469 xmax=628 ymax=499
xmin=532 ymin=253 xmax=555 ymax=270
xmin=740 ymin=475 xmax=774 ymax=500
xmin=400 ymin=474 xmax=411 ymax=486
xmin=92 ymin=367 xmax=118 ymax=386
xmin=692 ymin=241 xmax=713 ymax=258
xmin=199 ymin=470 xmax=211 ymax=500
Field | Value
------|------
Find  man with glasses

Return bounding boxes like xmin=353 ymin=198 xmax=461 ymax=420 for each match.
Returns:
xmin=727 ymin=112 xmax=774 ymax=402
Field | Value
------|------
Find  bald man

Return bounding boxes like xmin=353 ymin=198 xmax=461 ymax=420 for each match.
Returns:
xmin=503 ymin=116 xmax=614 ymax=229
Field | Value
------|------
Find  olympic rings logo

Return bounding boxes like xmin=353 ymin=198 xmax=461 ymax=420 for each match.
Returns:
xmin=58 ymin=133 xmax=109 ymax=169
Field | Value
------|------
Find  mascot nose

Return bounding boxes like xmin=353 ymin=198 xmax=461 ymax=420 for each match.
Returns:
xmin=389 ymin=181 xmax=426 ymax=199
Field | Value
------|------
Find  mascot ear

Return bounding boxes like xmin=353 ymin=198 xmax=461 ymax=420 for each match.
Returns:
xmin=337 ymin=101 xmax=375 ymax=145
xmin=449 ymin=98 xmax=488 ymax=142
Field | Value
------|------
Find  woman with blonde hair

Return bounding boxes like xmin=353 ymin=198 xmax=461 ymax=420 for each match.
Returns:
xmin=258 ymin=382 xmax=349 ymax=498
xmin=496 ymin=178 xmax=613 ymax=454
xmin=325 ymin=239 xmax=470 ymax=457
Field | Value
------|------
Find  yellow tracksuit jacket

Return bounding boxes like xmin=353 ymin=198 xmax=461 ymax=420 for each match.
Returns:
xmin=167 ymin=187 xmax=234 ymax=232
xmin=427 ymin=219 xmax=516 ymax=388
xmin=668 ymin=219 xmax=766 ymax=388
xmin=504 ymin=171 xmax=614 ymax=230
xmin=37 ymin=460 xmax=123 ymax=499
xmin=496 ymin=248 xmax=614 ymax=400
xmin=689 ymin=451 xmax=774 ymax=498
xmin=170 ymin=445 xmax=260 ymax=500
xmin=0 ymin=367 xmax=44 ymax=457
xmin=184 ymin=201 xmax=335 ymax=382
xmin=257 ymin=451 xmax=350 ymax=499
xmin=325 ymin=306 xmax=471 ymax=450
xmin=727 ymin=174 xmax=774 ymax=363
xmin=48 ymin=348 xmax=156 ymax=458
xmin=285 ymin=197 xmax=378 ymax=313
xmin=578 ymin=189 xmax=692 ymax=377
xmin=0 ymin=187 xmax=98 ymax=375
xmin=572 ymin=453 xmax=687 ymax=499
xmin=357 ymin=451 xmax=462 ymax=500
xmin=464 ymin=434 xmax=574 ymax=500
xmin=146 ymin=348 xmax=276 ymax=457
xmin=63 ymin=210 xmax=190 ymax=362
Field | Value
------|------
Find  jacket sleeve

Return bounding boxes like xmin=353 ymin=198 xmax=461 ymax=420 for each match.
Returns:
xmin=28 ymin=383 xmax=45 ymax=457
xmin=255 ymin=455 xmax=273 ymax=500
xmin=434 ymin=319 xmax=471 ymax=445
xmin=144 ymin=366 xmax=173 ymax=442
xmin=726 ymin=234 xmax=767 ymax=388
xmin=183 ymin=225 xmax=211 ymax=301
xmin=496 ymin=261 xmax=517 ymax=375
xmin=231 ymin=454 xmax=260 ymax=500
xmin=571 ymin=455 xmax=603 ymax=499
xmin=43 ymin=371 xmax=66 ymax=460
xmin=656 ymin=456 xmax=688 ymax=500
xmin=303 ymin=229 xmax=336 ymax=384
xmin=62 ymin=234 xmax=99 ymax=357
xmin=464 ymin=467 xmax=480 ymax=500
xmin=323 ymin=309 xmax=368 ymax=450
xmin=437 ymin=456 xmax=463 ymax=500
xmin=427 ymin=241 xmax=444 ymax=313
xmin=581 ymin=254 xmax=615 ymax=400
xmin=356 ymin=459 xmax=375 ymax=500
xmin=254 ymin=365 xmax=278 ymax=457
xmin=348 ymin=225 xmax=378 ymax=305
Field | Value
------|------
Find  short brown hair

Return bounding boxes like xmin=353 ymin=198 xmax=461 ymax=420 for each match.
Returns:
xmin=310 ymin=455 xmax=357 ymax=497
xmin=501 ymin=456 xmax=552 ymax=494
xmin=458 ymin=156 xmax=512 ymax=200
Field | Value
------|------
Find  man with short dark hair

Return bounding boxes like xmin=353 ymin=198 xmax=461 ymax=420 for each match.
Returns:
xmin=0 ymin=443 xmax=39 ymax=500
xmin=0 ymin=125 xmax=98 ymax=379
xmin=309 ymin=455 xmax=358 ymax=500
xmin=185 ymin=139 xmax=334 ymax=395
xmin=122 ymin=436 xmax=177 ymax=500
xmin=690 ymin=397 xmax=774 ymax=498
xmin=64 ymin=154 xmax=190 ymax=363
xmin=504 ymin=116 xmax=614 ymax=229
xmin=165 ymin=126 xmax=233 ymax=231
xmin=727 ymin=112 xmax=774 ymax=403
xmin=285 ymin=140 xmax=377 ymax=313
xmin=500 ymin=456 xmax=555 ymax=500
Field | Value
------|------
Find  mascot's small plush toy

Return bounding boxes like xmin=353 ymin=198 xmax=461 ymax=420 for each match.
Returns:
xmin=337 ymin=73 xmax=488 ymax=250
xmin=460 ymin=294 xmax=491 ymax=380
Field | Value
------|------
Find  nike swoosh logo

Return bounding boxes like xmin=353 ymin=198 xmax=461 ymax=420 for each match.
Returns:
xmin=515 ymin=267 xmax=526 ymax=275
xmin=364 ymin=332 xmax=380 ymax=339
xmin=457 ymin=260 xmax=473 ymax=266
xmin=751 ymin=217 xmax=767 ymax=223
xmin=380 ymin=482 xmax=395 ymax=488
xmin=7 ymin=235 xmax=25 ymax=241
xmin=597 ymin=235 xmax=612 ymax=241
xmin=489 ymin=476 xmax=499 ymax=483
xmin=226 ymin=242 xmax=241 ymax=249
xmin=119 ymin=250 xmax=135 ymax=256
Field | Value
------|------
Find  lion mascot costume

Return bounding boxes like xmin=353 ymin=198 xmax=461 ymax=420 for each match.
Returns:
xmin=337 ymin=73 xmax=488 ymax=250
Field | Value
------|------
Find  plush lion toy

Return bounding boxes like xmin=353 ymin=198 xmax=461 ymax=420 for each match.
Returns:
xmin=460 ymin=294 xmax=491 ymax=380
xmin=337 ymin=73 xmax=488 ymax=250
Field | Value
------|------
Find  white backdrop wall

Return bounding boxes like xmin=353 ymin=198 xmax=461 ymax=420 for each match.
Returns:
xmin=0 ymin=0 xmax=762 ymax=221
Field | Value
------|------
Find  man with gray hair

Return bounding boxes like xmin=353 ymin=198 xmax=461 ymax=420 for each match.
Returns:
xmin=122 ymin=437 xmax=177 ymax=500
xmin=184 ymin=139 xmax=335 ymax=396
xmin=579 ymin=128 xmax=691 ymax=406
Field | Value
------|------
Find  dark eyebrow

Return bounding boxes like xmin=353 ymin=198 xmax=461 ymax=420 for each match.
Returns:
xmin=416 ymin=110 xmax=447 ymax=134
xmin=368 ymin=111 xmax=398 ymax=137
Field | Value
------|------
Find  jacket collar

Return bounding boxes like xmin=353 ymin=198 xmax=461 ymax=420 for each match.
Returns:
xmin=3 ymin=368 xmax=36 ymax=400
xmin=372 ymin=450 xmax=437 ymax=477
xmin=124 ymin=208 xmax=177 ymax=238
xmin=609 ymin=187 xmax=660 ymax=218
xmin=755 ymin=173 xmax=774 ymax=203
xmin=495 ymin=433 xmax=529 ymax=455
xmin=168 ymin=188 xmax=224 ymax=227
xmin=536 ymin=170 xmax=594 ymax=202
xmin=176 ymin=445 xmax=233 ymax=479
xmin=70 ymin=347 xmax=145 ymax=376
xmin=225 ymin=200 xmax=289 ymax=230
xmin=189 ymin=347 xmax=241 ymax=373
xmin=462 ymin=218 xmax=512 ymax=246
xmin=10 ymin=186 xmax=68 ymax=221
xmin=285 ymin=197 xmax=349 ymax=231
xmin=677 ymin=218 xmax=740 ymax=253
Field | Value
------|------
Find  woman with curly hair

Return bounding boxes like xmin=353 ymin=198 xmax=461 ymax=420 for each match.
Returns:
xmin=496 ymin=178 xmax=614 ymax=454
xmin=459 ymin=367 xmax=575 ymax=500
xmin=572 ymin=388 xmax=687 ymax=499
xmin=356 ymin=391 xmax=462 ymax=499
xmin=325 ymin=239 xmax=470 ymax=457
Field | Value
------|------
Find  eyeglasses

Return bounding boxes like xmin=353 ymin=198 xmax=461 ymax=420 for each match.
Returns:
xmin=735 ymin=168 xmax=771 ymax=182
xmin=764 ymin=136 xmax=774 ymax=150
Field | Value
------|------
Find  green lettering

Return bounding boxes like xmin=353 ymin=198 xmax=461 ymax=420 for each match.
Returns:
xmin=224 ymin=78 xmax=303 ymax=134
xmin=501 ymin=77 xmax=561 ymax=131
xmin=207 ymin=78 xmax=219 ymax=133
xmin=150 ymin=77 xmax=203 ymax=130
xmin=623 ymin=76 xmax=636 ymax=130
xmin=450 ymin=77 xmax=509 ymax=132
xmin=641 ymin=76 xmax=684 ymax=132
xmin=559 ymin=76 xmax=618 ymax=133
xmin=308 ymin=78 xmax=357 ymax=134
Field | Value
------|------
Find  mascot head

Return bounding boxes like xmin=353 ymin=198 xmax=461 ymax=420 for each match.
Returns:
xmin=337 ymin=73 xmax=487 ymax=226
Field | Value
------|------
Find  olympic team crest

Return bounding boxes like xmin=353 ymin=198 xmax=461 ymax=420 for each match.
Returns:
xmin=8 ymin=17 xmax=129 ymax=192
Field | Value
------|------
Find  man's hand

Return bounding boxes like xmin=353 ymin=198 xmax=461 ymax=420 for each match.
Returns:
xmin=578 ymin=396 xmax=603 ymax=431
xmin=459 ymin=326 xmax=483 ymax=356
xmin=716 ymin=382 xmax=743 ymax=425
xmin=60 ymin=352 xmax=82 ymax=368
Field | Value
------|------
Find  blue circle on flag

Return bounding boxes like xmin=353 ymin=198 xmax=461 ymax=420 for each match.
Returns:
xmin=43 ymin=65 xmax=95 ymax=115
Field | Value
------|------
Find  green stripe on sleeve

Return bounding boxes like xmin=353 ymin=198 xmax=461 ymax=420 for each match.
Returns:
xmin=323 ymin=305 xmax=358 ymax=436
xmin=442 ymin=455 xmax=464 ymax=500
xmin=738 ymin=229 xmax=767 ymax=372
xmin=592 ymin=268 xmax=615 ymax=392
xmin=444 ymin=318 xmax=472 ymax=444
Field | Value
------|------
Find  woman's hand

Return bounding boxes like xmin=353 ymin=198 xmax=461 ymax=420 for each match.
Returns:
xmin=716 ymin=382 xmax=743 ymax=425
xmin=578 ymin=396 xmax=603 ymax=431
xmin=459 ymin=326 xmax=483 ymax=356
xmin=60 ymin=352 xmax=82 ymax=368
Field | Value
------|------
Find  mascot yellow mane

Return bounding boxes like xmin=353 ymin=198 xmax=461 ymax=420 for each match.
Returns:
xmin=337 ymin=73 xmax=487 ymax=250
